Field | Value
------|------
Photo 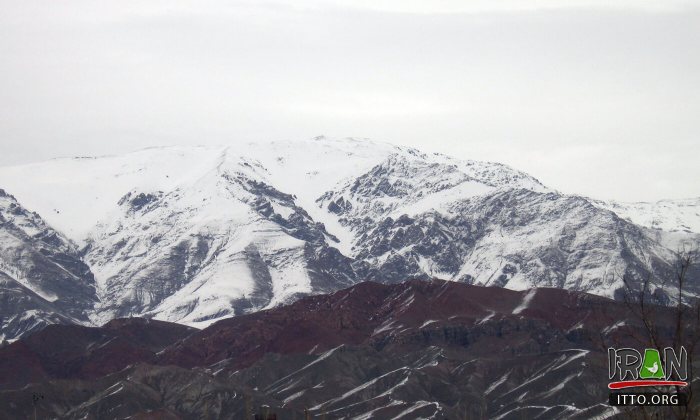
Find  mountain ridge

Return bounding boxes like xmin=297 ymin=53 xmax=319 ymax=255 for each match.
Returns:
xmin=0 ymin=138 xmax=697 ymax=339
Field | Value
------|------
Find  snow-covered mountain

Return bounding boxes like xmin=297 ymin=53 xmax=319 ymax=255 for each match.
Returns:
xmin=591 ymin=197 xmax=700 ymax=234
xmin=0 ymin=137 xmax=697 ymax=337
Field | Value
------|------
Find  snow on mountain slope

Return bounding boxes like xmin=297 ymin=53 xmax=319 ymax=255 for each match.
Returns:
xmin=0 ymin=137 xmax=697 ymax=332
xmin=0 ymin=146 xmax=225 ymax=243
xmin=0 ymin=137 xmax=543 ymax=247
xmin=316 ymin=150 xmax=547 ymax=255
xmin=592 ymin=197 xmax=700 ymax=234
xmin=0 ymin=189 xmax=97 ymax=340
xmin=443 ymin=191 xmax=670 ymax=296
xmin=5 ymin=280 xmax=663 ymax=419
xmin=84 ymin=148 xmax=348 ymax=327
xmin=326 ymin=184 xmax=699 ymax=300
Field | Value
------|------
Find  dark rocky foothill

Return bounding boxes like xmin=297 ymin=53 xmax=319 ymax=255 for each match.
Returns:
xmin=0 ymin=280 xmax=697 ymax=419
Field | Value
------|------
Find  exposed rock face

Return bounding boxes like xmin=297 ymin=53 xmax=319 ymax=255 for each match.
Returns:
xmin=0 ymin=280 xmax=697 ymax=419
xmin=0 ymin=271 xmax=75 ymax=344
xmin=343 ymin=189 xmax=694 ymax=298
xmin=0 ymin=189 xmax=97 ymax=341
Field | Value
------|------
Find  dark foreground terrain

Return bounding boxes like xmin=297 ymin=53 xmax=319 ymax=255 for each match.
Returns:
xmin=0 ymin=279 xmax=697 ymax=419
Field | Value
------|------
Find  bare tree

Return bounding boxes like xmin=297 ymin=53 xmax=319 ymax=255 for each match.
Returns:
xmin=618 ymin=248 xmax=700 ymax=419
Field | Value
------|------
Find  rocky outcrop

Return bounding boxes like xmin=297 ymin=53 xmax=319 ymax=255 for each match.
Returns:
xmin=0 ymin=189 xmax=97 ymax=341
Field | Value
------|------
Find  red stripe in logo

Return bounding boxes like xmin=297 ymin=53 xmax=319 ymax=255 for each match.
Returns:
xmin=608 ymin=380 xmax=689 ymax=390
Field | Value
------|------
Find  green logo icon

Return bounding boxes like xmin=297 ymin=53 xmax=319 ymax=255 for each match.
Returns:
xmin=639 ymin=349 xmax=665 ymax=379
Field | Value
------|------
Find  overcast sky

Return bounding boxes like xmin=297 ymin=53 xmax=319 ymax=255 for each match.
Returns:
xmin=1 ymin=0 xmax=698 ymax=201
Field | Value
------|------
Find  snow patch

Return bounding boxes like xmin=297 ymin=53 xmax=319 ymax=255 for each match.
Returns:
xmin=512 ymin=289 xmax=537 ymax=315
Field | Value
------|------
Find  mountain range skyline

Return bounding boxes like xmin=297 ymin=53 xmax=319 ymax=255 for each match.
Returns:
xmin=0 ymin=137 xmax=697 ymax=342
xmin=1 ymin=137 xmax=699 ymax=203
